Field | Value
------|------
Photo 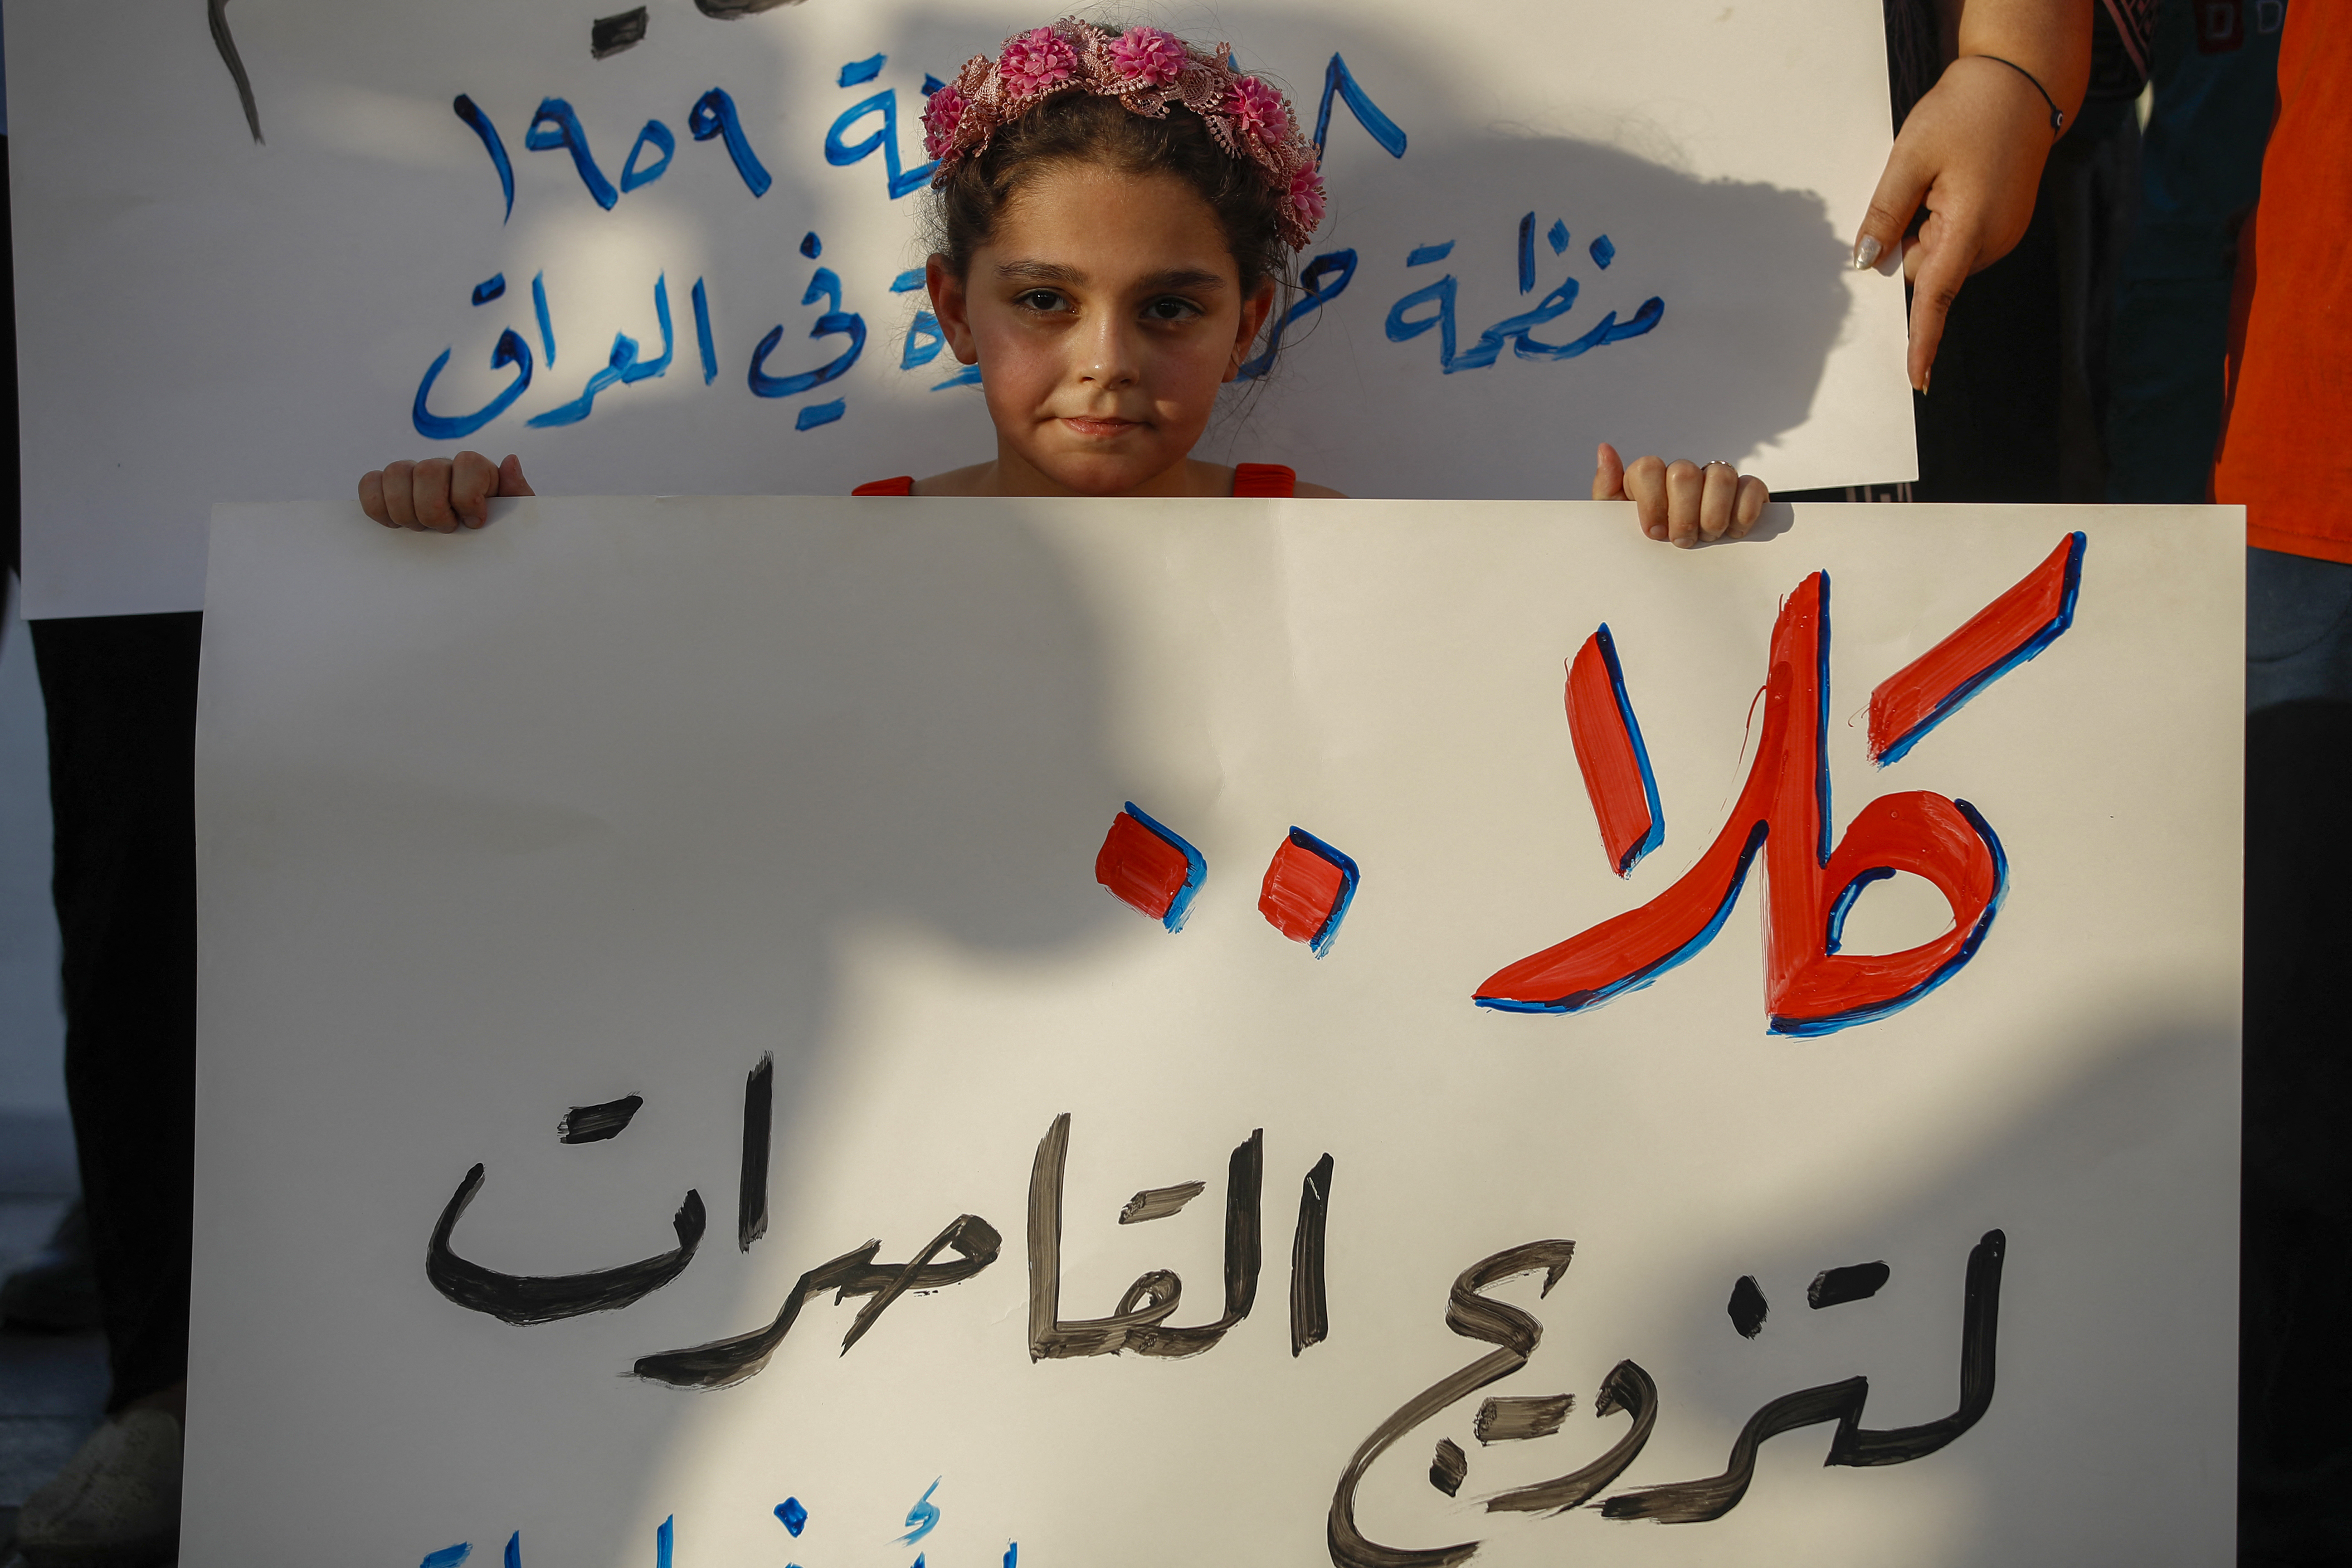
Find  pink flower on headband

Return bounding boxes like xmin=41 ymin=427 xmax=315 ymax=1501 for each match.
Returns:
xmin=1000 ymin=26 xmax=1078 ymax=97
xmin=1289 ymin=162 xmax=1326 ymax=228
xmin=925 ymin=20 xmax=1327 ymax=251
xmin=1224 ymin=76 xmax=1286 ymax=140
xmin=1107 ymin=26 xmax=1186 ymax=87
xmin=921 ymin=84 xmax=966 ymax=160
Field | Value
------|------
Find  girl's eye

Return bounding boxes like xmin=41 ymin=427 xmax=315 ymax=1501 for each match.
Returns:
xmin=1142 ymin=296 xmax=1203 ymax=323
xmin=1015 ymin=289 xmax=1071 ymax=313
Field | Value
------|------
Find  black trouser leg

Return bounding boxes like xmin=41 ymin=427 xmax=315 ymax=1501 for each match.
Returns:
xmin=27 ymin=611 xmax=201 ymax=1414
xmin=1907 ymin=152 xmax=2064 ymax=504
xmin=2241 ymin=699 xmax=2352 ymax=1565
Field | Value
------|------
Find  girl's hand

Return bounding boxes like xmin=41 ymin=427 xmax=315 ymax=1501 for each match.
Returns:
xmin=1594 ymin=443 xmax=1769 ymax=548
xmin=359 ymin=451 xmax=533 ymax=532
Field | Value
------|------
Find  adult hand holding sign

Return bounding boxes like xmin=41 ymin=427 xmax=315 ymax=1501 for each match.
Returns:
xmin=1849 ymin=0 xmax=2094 ymax=393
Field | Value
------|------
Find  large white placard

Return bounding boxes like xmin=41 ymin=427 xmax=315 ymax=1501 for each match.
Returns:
xmin=13 ymin=0 xmax=1911 ymax=619
xmin=192 ymin=498 xmax=2236 ymax=1568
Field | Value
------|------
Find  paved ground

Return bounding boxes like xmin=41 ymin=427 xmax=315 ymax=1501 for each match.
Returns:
xmin=1 ymin=586 xmax=104 ymax=1564
xmin=0 ymin=1112 xmax=104 ymax=1566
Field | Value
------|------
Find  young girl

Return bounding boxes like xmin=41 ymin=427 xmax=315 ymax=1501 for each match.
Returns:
xmin=358 ymin=19 xmax=1769 ymax=546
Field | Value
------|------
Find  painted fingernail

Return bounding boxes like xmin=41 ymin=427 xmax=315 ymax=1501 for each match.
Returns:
xmin=1851 ymin=236 xmax=1881 ymax=271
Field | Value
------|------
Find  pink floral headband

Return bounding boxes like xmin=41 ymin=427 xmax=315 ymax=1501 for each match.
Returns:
xmin=920 ymin=19 xmax=1327 ymax=251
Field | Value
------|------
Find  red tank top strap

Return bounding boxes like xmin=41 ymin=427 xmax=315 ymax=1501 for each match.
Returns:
xmin=859 ymin=471 xmax=1294 ymax=497
xmin=1231 ymin=462 xmax=1297 ymax=498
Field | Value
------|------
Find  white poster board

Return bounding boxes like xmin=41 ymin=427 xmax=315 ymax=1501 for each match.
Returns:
xmin=11 ymin=0 xmax=1912 ymax=619
xmin=192 ymin=498 xmax=2238 ymax=1568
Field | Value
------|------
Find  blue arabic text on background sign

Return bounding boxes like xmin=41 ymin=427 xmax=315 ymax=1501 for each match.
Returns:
xmin=413 ymin=56 xmax=1668 ymax=441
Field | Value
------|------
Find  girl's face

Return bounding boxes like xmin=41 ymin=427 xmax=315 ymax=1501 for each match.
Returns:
xmin=928 ymin=163 xmax=1277 ymax=496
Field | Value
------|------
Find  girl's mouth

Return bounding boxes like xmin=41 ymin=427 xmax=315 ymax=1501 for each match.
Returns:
xmin=1059 ymin=417 xmax=1142 ymax=438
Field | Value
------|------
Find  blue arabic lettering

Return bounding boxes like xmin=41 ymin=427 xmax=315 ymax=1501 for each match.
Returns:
xmin=1386 ymin=220 xmax=1665 ymax=372
xmin=692 ymin=279 xmax=718 ymax=385
xmin=825 ymin=89 xmax=936 ymax=200
xmin=451 ymin=95 xmax=514 ymax=222
xmin=528 ymin=275 xmax=674 ymax=427
xmin=525 ymin=98 xmax=619 ymax=211
xmin=1236 ymin=249 xmax=1357 ymax=381
xmin=413 ymin=329 xmax=533 ymax=440
xmin=749 ymin=265 xmax=867 ymax=398
xmin=620 ymin=120 xmax=676 ymax=192
xmin=689 ymin=89 xmax=773 ymax=197
xmin=1312 ymin=55 xmax=1407 ymax=158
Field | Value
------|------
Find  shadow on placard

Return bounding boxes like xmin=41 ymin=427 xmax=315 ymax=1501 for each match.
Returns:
xmin=1346 ymin=1014 xmax=2236 ymax=1565
xmin=1219 ymin=142 xmax=1853 ymax=501
xmin=475 ymin=506 xmax=1129 ymax=1561
xmin=1194 ymin=9 xmax=1855 ymax=496
xmin=181 ymin=508 xmax=1132 ymax=1562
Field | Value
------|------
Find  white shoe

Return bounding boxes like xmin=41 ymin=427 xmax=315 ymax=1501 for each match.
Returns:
xmin=13 ymin=1409 xmax=182 ymax=1568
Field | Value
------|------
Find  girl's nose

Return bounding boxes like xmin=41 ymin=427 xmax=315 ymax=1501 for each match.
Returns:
xmin=1078 ymin=316 xmax=1142 ymax=391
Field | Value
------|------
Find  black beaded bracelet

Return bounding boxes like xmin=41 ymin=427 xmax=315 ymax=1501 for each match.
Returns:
xmin=1970 ymin=53 xmax=2066 ymax=136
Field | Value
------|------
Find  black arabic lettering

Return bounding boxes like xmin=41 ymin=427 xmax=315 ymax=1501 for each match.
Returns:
xmin=426 ymin=1162 xmax=705 ymax=1326
xmin=1601 ymin=1229 xmax=2006 ymax=1522
xmin=1327 ymin=1238 xmax=1584 ymax=1568
xmin=737 ymin=1053 xmax=773 ymax=1251
xmin=1025 ymin=1112 xmax=1265 ymax=1360
xmin=1290 ymin=1152 xmax=1335 ymax=1356
xmin=632 ymin=1212 xmax=1002 ymax=1390
xmin=1481 ymin=1360 xmax=1659 ymax=1516
xmin=1025 ymin=1114 xmax=1335 ymax=1363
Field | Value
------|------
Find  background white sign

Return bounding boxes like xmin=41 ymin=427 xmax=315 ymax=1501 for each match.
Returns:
xmin=10 ymin=0 xmax=1911 ymax=619
xmin=192 ymin=498 xmax=2236 ymax=1568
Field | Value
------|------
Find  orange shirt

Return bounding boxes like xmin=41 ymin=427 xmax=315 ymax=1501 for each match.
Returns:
xmin=2215 ymin=3 xmax=2352 ymax=562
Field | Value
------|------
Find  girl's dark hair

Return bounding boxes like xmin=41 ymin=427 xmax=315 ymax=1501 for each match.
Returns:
xmin=929 ymin=91 xmax=1294 ymax=303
